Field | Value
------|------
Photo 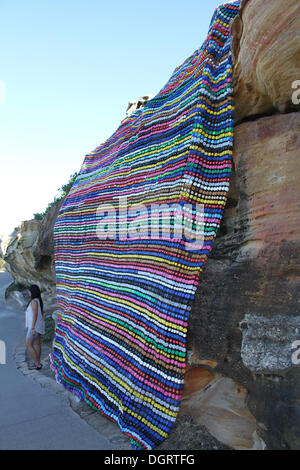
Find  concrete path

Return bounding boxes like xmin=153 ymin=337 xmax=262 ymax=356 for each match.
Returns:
xmin=0 ymin=270 xmax=120 ymax=450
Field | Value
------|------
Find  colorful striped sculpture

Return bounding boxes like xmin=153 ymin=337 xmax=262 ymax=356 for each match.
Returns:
xmin=50 ymin=1 xmax=240 ymax=449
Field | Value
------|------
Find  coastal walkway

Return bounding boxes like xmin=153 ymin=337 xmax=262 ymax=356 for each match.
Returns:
xmin=0 ymin=270 xmax=119 ymax=450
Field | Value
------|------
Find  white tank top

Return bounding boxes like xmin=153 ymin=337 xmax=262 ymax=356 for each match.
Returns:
xmin=25 ymin=299 xmax=45 ymax=334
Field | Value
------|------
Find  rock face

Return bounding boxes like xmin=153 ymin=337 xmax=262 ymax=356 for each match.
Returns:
xmin=231 ymin=0 xmax=300 ymax=122
xmin=182 ymin=367 xmax=265 ymax=450
xmin=183 ymin=1 xmax=300 ymax=450
xmin=34 ymin=199 xmax=63 ymax=280
xmin=3 ymin=200 xmax=63 ymax=312
xmin=4 ymin=220 xmax=42 ymax=288
xmin=187 ymin=112 xmax=300 ymax=450
xmin=126 ymin=95 xmax=154 ymax=116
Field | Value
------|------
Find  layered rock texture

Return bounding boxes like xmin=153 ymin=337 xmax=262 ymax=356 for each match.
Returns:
xmin=186 ymin=112 xmax=300 ymax=450
xmin=3 ymin=200 xmax=62 ymax=312
xmin=185 ymin=0 xmax=300 ymax=450
xmin=3 ymin=0 xmax=300 ymax=450
xmin=231 ymin=0 xmax=300 ymax=122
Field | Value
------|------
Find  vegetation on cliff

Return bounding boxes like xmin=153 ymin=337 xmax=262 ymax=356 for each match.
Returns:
xmin=33 ymin=172 xmax=77 ymax=221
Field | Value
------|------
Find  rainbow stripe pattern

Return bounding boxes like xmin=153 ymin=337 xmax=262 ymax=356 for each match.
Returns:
xmin=50 ymin=2 xmax=240 ymax=449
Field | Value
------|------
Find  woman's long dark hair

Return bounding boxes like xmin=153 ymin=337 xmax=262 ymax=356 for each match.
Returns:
xmin=28 ymin=284 xmax=44 ymax=314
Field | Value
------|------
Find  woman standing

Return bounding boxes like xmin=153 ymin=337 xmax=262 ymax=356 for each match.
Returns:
xmin=25 ymin=285 xmax=45 ymax=370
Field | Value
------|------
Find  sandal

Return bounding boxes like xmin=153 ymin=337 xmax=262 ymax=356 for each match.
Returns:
xmin=28 ymin=364 xmax=43 ymax=370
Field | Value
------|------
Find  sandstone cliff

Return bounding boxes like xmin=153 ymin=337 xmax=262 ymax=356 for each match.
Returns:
xmin=3 ymin=0 xmax=300 ymax=450
xmin=183 ymin=0 xmax=300 ymax=450
xmin=231 ymin=0 xmax=300 ymax=122
xmin=3 ymin=200 xmax=63 ymax=312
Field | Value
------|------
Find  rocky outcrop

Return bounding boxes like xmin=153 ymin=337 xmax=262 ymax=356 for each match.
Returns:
xmin=0 ymin=240 xmax=5 ymax=270
xmin=182 ymin=1 xmax=300 ymax=450
xmin=126 ymin=95 xmax=154 ymax=116
xmin=34 ymin=199 xmax=63 ymax=281
xmin=231 ymin=0 xmax=300 ymax=122
xmin=182 ymin=367 xmax=265 ymax=450
xmin=3 ymin=200 xmax=63 ymax=313
xmin=4 ymin=220 xmax=42 ymax=288
xmin=187 ymin=112 xmax=300 ymax=450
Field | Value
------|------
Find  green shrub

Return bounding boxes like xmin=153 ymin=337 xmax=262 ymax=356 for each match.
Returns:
xmin=42 ymin=314 xmax=56 ymax=343
xmin=34 ymin=172 xmax=78 ymax=221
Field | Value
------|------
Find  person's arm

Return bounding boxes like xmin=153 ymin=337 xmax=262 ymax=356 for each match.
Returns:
xmin=31 ymin=300 xmax=38 ymax=335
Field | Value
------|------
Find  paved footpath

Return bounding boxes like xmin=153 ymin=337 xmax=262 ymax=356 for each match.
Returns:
xmin=0 ymin=270 xmax=124 ymax=450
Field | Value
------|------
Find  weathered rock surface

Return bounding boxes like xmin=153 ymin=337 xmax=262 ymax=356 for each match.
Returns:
xmin=231 ymin=0 xmax=300 ymax=122
xmin=184 ymin=2 xmax=300 ymax=449
xmin=182 ymin=367 xmax=265 ymax=450
xmin=188 ymin=112 xmax=300 ymax=450
xmin=240 ymin=314 xmax=300 ymax=373
xmin=126 ymin=95 xmax=154 ymax=116
xmin=3 ymin=200 xmax=62 ymax=313
xmin=34 ymin=199 xmax=63 ymax=280
xmin=4 ymin=220 xmax=41 ymax=288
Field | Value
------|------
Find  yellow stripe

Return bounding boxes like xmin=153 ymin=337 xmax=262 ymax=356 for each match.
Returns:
xmin=59 ymin=289 xmax=185 ymax=362
xmin=54 ymin=337 xmax=177 ymax=422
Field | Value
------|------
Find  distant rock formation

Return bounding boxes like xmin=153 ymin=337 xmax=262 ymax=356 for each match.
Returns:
xmin=0 ymin=238 xmax=5 ymax=270
xmin=126 ymin=95 xmax=154 ymax=116
xmin=3 ymin=200 xmax=63 ymax=313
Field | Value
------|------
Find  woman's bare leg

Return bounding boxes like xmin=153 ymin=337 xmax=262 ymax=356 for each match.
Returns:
xmin=26 ymin=337 xmax=41 ymax=367
xmin=33 ymin=334 xmax=41 ymax=364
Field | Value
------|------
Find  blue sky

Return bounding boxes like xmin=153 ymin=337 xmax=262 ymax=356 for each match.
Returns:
xmin=0 ymin=0 xmax=225 ymax=237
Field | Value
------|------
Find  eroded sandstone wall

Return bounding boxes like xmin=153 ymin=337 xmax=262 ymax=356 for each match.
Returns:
xmin=231 ymin=0 xmax=300 ymax=122
xmin=184 ymin=0 xmax=300 ymax=450
xmin=3 ymin=200 xmax=63 ymax=312
xmin=186 ymin=113 xmax=300 ymax=450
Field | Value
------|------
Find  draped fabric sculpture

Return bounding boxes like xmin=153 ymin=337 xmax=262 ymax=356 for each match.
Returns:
xmin=50 ymin=2 xmax=240 ymax=449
